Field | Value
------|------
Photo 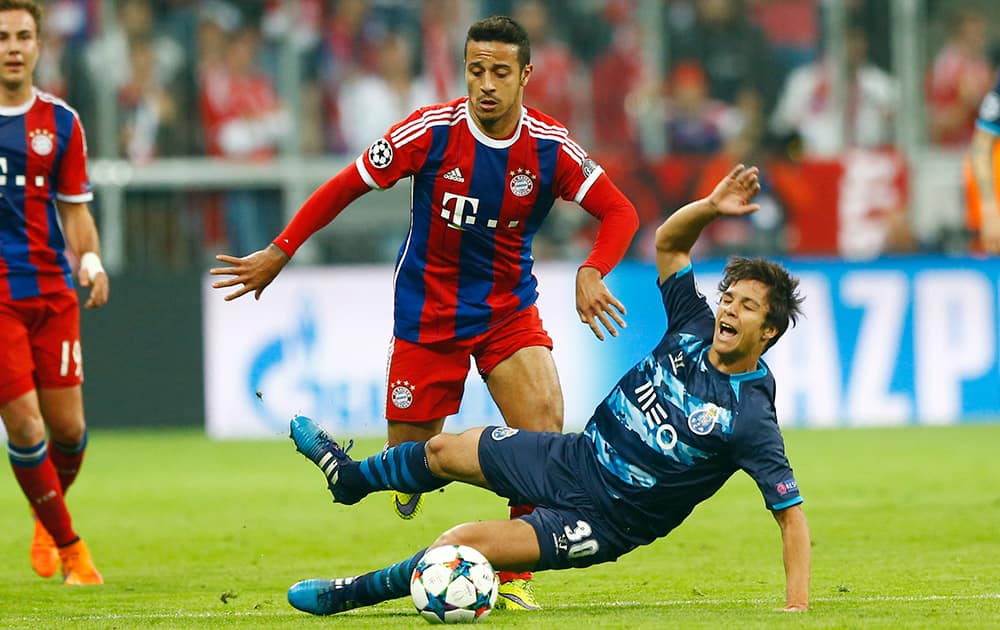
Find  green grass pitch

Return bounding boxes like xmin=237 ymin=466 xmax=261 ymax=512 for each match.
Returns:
xmin=1 ymin=424 xmax=998 ymax=628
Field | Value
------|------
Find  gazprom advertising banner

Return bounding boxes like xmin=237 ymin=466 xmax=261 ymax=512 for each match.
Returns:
xmin=203 ymin=257 xmax=1000 ymax=438
xmin=203 ymin=264 xmax=599 ymax=439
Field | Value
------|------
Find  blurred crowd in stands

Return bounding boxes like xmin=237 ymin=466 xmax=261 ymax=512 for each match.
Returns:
xmin=36 ymin=0 xmax=1000 ymax=268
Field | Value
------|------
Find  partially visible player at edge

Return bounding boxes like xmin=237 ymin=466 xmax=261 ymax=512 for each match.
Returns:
xmin=285 ymin=164 xmax=811 ymax=616
xmin=966 ymin=71 xmax=1000 ymax=254
xmin=0 ymin=0 xmax=107 ymax=585
xmin=210 ymin=15 xmax=638 ymax=609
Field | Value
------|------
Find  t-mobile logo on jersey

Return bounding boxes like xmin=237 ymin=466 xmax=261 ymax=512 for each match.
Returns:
xmin=440 ymin=192 xmax=521 ymax=231
xmin=0 ymin=157 xmax=46 ymax=191
xmin=440 ymin=192 xmax=479 ymax=229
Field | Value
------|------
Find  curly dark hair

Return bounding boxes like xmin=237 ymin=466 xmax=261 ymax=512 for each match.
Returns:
xmin=0 ymin=0 xmax=43 ymax=37
xmin=718 ymin=257 xmax=804 ymax=351
xmin=465 ymin=15 xmax=530 ymax=68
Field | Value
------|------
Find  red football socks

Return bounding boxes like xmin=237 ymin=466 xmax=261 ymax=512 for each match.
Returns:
xmin=9 ymin=440 xmax=79 ymax=546
xmin=498 ymin=504 xmax=536 ymax=583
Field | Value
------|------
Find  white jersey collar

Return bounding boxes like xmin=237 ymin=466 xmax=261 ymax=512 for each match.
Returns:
xmin=464 ymin=98 xmax=524 ymax=149
xmin=0 ymin=89 xmax=37 ymax=117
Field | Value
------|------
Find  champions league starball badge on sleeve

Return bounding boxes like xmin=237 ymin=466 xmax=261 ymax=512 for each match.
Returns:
xmin=368 ymin=138 xmax=394 ymax=169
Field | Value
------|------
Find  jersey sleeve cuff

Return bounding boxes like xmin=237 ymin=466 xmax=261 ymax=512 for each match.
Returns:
xmin=271 ymin=237 xmax=296 ymax=258
xmin=56 ymin=191 xmax=94 ymax=203
xmin=354 ymin=156 xmax=382 ymax=190
xmin=771 ymin=496 xmax=804 ymax=511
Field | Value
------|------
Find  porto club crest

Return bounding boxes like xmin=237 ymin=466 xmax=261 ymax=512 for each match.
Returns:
xmin=687 ymin=402 xmax=721 ymax=436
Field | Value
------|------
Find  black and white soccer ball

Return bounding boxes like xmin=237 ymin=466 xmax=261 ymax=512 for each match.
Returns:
xmin=410 ymin=544 xmax=498 ymax=624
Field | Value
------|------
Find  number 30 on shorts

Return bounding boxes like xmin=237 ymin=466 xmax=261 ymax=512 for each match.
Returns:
xmin=564 ymin=520 xmax=599 ymax=559
xmin=60 ymin=339 xmax=82 ymax=377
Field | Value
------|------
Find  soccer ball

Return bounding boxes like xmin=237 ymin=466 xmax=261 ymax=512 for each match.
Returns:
xmin=410 ymin=544 xmax=498 ymax=624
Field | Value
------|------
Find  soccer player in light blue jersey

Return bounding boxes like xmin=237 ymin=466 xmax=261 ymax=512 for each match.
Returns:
xmin=968 ymin=72 xmax=1000 ymax=254
xmin=286 ymin=164 xmax=812 ymax=615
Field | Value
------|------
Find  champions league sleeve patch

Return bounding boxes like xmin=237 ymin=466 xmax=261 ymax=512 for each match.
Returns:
xmin=368 ymin=138 xmax=394 ymax=169
xmin=775 ymin=478 xmax=798 ymax=496
xmin=581 ymin=157 xmax=598 ymax=178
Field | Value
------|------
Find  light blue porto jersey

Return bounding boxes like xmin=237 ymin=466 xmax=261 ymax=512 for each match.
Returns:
xmin=582 ymin=263 xmax=803 ymax=546
xmin=975 ymin=72 xmax=1000 ymax=137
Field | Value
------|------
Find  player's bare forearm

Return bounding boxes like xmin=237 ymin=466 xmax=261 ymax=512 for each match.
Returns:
xmin=654 ymin=197 xmax=718 ymax=258
xmin=970 ymin=128 xmax=998 ymax=209
xmin=655 ymin=165 xmax=760 ymax=280
xmin=773 ymin=504 xmax=810 ymax=611
xmin=56 ymin=200 xmax=110 ymax=307
xmin=56 ymin=201 xmax=102 ymax=257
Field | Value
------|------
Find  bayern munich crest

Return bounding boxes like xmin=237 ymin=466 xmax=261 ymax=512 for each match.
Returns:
xmin=368 ymin=138 xmax=393 ymax=168
xmin=390 ymin=380 xmax=415 ymax=409
xmin=508 ymin=168 xmax=536 ymax=197
xmin=29 ymin=129 xmax=54 ymax=156
xmin=687 ymin=403 xmax=721 ymax=435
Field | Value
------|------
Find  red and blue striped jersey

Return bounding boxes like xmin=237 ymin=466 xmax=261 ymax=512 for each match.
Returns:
xmin=355 ymin=97 xmax=605 ymax=343
xmin=0 ymin=89 xmax=92 ymax=301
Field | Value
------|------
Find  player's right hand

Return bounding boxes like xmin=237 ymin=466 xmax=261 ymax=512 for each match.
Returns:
xmin=209 ymin=244 xmax=289 ymax=301
xmin=708 ymin=164 xmax=761 ymax=217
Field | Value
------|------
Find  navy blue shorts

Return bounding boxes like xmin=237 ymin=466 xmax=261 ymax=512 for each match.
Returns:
xmin=477 ymin=427 xmax=639 ymax=571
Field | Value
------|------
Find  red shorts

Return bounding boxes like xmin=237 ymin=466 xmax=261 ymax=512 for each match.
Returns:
xmin=385 ymin=304 xmax=553 ymax=422
xmin=0 ymin=290 xmax=82 ymax=405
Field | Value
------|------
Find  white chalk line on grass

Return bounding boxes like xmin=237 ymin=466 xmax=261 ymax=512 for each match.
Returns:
xmin=4 ymin=593 xmax=997 ymax=622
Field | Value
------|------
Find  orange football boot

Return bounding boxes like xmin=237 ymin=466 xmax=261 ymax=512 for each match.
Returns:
xmin=60 ymin=539 xmax=104 ymax=585
xmin=30 ymin=517 xmax=60 ymax=578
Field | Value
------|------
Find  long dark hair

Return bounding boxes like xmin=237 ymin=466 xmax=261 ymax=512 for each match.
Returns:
xmin=718 ymin=257 xmax=804 ymax=351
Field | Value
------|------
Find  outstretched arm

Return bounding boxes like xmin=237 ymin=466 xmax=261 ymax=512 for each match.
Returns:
xmin=773 ymin=504 xmax=811 ymax=611
xmin=209 ymin=163 xmax=370 ymax=301
xmin=576 ymin=175 xmax=640 ymax=340
xmin=970 ymin=127 xmax=1000 ymax=254
xmin=654 ymin=164 xmax=760 ymax=282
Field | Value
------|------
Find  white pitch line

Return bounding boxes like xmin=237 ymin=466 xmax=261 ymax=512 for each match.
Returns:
xmin=3 ymin=593 xmax=997 ymax=623
xmin=552 ymin=593 xmax=1000 ymax=608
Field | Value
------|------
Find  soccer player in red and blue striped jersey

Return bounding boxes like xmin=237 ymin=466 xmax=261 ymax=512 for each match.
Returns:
xmin=0 ymin=0 xmax=107 ymax=586
xmin=211 ymin=15 xmax=638 ymax=609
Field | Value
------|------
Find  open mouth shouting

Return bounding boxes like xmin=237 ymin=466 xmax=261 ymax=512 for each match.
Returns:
xmin=717 ymin=320 xmax=738 ymax=341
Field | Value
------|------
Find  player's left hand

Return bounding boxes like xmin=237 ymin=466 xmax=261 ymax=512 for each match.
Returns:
xmin=78 ymin=268 xmax=109 ymax=309
xmin=576 ymin=266 xmax=626 ymax=341
xmin=210 ymin=244 xmax=290 ymax=301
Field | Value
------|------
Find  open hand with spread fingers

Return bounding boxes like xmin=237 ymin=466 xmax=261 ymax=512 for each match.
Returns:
xmin=707 ymin=164 xmax=762 ymax=217
xmin=209 ymin=244 xmax=290 ymax=301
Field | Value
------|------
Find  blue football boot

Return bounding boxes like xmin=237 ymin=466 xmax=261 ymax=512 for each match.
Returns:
xmin=289 ymin=415 xmax=362 ymax=504
xmin=287 ymin=577 xmax=361 ymax=616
